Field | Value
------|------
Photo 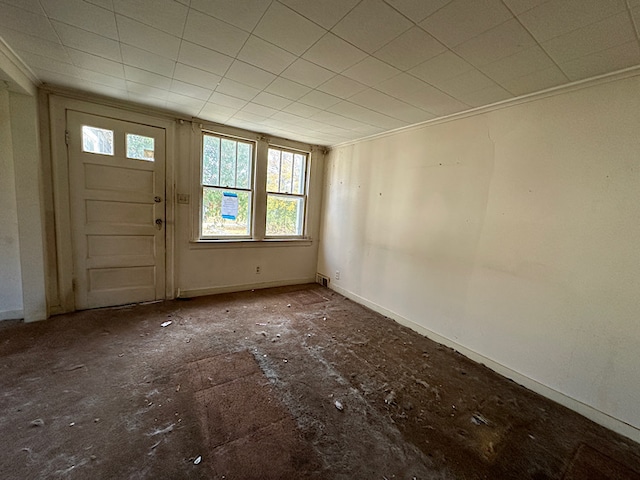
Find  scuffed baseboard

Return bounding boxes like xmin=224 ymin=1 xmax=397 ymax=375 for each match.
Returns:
xmin=177 ymin=277 xmax=317 ymax=298
xmin=0 ymin=309 xmax=23 ymax=321
xmin=330 ymin=284 xmax=640 ymax=445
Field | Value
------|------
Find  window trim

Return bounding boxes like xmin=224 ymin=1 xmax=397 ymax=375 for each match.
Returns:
xmin=199 ymin=130 xmax=257 ymax=240
xmin=264 ymin=145 xmax=309 ymax=239
xmin=192 ymin=125 xmax=314 ymax=244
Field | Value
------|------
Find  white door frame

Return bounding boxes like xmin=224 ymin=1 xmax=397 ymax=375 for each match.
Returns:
xmin=49 ymin=95 xmax=176 ymax=313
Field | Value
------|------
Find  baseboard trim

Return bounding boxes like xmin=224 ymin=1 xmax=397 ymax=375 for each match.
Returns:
xmin=330 ymin=284 xmax=640 ymax=445
xmin=177 ymin=277 xmax=317 ymax=298
xmin=0 ymin=309 xmax=23 ymax=321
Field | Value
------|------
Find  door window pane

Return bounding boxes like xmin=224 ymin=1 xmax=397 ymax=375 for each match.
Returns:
xmin=82 ymin=126 xmax=113 ymax=155
xmin=126 ymin=134 xmax=155 ymax=161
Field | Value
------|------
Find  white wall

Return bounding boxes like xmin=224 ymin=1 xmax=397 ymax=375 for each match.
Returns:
xmin=0 ymin=87 xmax=23 ymax=320
xmin=319 ymin=73 xmax=640 ymax=442
xmin=175 ymin=124 xmax=324 ymax=297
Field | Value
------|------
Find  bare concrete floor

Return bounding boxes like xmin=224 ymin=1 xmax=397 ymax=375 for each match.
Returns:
xmin=1 ymin=284 xmax=639 ymax=479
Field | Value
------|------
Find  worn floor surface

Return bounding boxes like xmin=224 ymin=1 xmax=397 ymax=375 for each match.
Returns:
xmin=1 ymin=284 xmax=639 ymax=479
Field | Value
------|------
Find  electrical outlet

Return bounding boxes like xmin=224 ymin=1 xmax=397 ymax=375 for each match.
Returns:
xmin=335 ymin=270 xmax=340 ymax=280
xmin=177 ymin=193 xmax=190 ymax=204
xmin=256 ymin=266 xmax=261 ymax=274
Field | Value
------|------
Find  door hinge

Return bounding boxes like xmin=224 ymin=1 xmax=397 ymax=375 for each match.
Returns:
xmin=65 ymin=130 xmax=69 ymax=146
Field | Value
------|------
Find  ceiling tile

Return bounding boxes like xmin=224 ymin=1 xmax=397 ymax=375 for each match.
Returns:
xmin=225 ymin=60 xmax=276 ymax=89
xmin=500 ymin=65 xmax=568 ymax=95
xmin=453 ymin=18 xmax=537 ymax=67
xmin=349 ymin=88 xmax=432 ymax=123
xmin=209 ymin=92 xmax=248 ymax=109
xmin=121 ymin=44 xmax=175 ymax=77
xmin=431 ymin=68 xmax=498 ymax=97
xmin=342 ymin=56 xmax=402 ymax=87
xmin=68 ymin=48 xmax=125 ymax=77
xmin=253 ymin=2 xmax=326 ymax=56
xmin=409 ymin=51 xmax=475 ymax=84
xmin=278 ymin=0 xmax=360 ymax=30
xmin=378 ymin=74 xmax=470 ymax=115
xmin=0 ymin=28 xmax=70 ymax=63
xmin=238 ymin=105 xmax=275 ymax=119
xmin=0 ymin=0 xmax=45 ymax=14
xmin=517 ymin=0 xmax=627 ymax=42
xmin=501 ymin=0 xmax=549 ymax=14
xmin=329 ymin=101 xmax=406 ymax=129
xmin=40 ymin=0 xmax=118 ymax=39
xmin=215 ymin=78 xmax=260 ymax=101
xmin=283 ymin=102 xmax=322 ymax=118
xmin=311 ymin=110 xmax=364 ymax=130
xmin=303 ymin=33 xmax=368 ymax=73
xmin=117 ymin=15 xmax=180 ymax=60
xmin=19 ymin=51 xmax=76 ymax=76
xmin=420 ymin=0 xmax=512 ymax=47
xmin=85 ymin=0 xmax=114 ymax=11
xmin=183 ymin=9 xmax=249 ymax=57
xmin=374 ymin=26 xmax=446 ymax=71
xmin=126 ymin=80 xmax=168 ymax=100
xmin=237 ymin=36 xmax=297 ymax=75
xmin=113 ymin=0 xmax=188 ymax=37
xmin=455 ymin=84 xmax=512 ymax=107
xmin=559 ymin=41 xmax=640 ymax=81
xmin=177 ymin=41 xmax=234 ymax=77
xmin=189 ymin=0 xmax=271 ymax=32
xmin=298 ymin=90 xmax=342 ymax=109
xmin=317 ymin=75 xmax=368 ymax=98
xmin=253 ymin=91 xmax=293 ymax=110
xmin=52 ymin=21 xmax=121 ymax=62
xmin=281 ymin=59 xmax=336 ymax=88
xmin=124 ymin=65 xmax=171 ymax=89
xmin=479 ymin=46 xmax=560 ymax=84
xmin=173 ymin=63 xmax=221 ymax=90
xmin=542 ymin=11 xmax=636 ymax=64
xmin=332 ymin=0 xmax=412 ymax=54
xmin=199 ymin=103 xmax=238 ymax=123
xmin=165 ymin=92 xmax=206 ymax=110
xmin=264 ymin=78 xmax=312 ymax=100
xmin=74 ymin=68 xmax=126 ymax=89
xmin=0 ymin=3 xmax=59 ymax=42
xmin=384 ymin=0 xmax=454 ymax=22
xmin=170 ymin=79 xmax=212 ymax=100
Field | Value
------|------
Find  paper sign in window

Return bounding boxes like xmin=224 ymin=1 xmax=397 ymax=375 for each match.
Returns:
xmin=221 ymin=192 xmax=238 ymax=220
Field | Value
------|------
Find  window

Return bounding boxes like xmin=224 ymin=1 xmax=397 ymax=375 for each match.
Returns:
xmin=201 ymin=133 xmax=254 ymax=238
xmin=82 ymin=126 xmax=113 ymax=155
xmin=266 ymin=147 xmax=307 ymax=237
xmin=126 ymin=133 xmax=155 ymax=161
xmin=198 ymin=131 xmax=310 ymax=241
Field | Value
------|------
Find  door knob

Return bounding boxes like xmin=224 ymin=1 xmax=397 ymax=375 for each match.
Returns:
xmin=155 ymin=218 xmax=163 ymax=229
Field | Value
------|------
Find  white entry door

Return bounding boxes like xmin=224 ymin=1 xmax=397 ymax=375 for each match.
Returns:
xmin=67 ymin=110 xmax=166 ymax=310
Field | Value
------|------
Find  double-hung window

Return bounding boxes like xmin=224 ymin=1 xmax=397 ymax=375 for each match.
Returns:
xmin=266 ymin=147 xmax=307 ymax=237
xmin=201 ymin=133 xmax=254 ymax=238
xmin=199 ymin=131 xmax=310 ymax=241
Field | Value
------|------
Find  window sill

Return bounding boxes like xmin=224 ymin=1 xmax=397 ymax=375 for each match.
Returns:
xmin=188 ymin=238 xmax=313 ymax=249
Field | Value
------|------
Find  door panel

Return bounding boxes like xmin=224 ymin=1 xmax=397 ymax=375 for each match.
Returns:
xmin=67 ymin=110 xmax=166 ymax=310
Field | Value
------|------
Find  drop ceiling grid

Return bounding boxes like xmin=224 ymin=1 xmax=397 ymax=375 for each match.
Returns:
xmin=0 ymin=0 xmax=638 ymax=146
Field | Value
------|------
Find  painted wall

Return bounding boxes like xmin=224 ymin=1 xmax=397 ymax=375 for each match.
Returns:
xmin=319 ymin=73 xmax=640 ymax=441
xmin=0 ymin=88 xmax=23 ymax=320
xmin=174 ymin=124 xmax=325 ymax=297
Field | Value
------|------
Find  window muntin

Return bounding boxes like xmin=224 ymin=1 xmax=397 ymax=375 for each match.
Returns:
xmin=82 ymin=126 xmax=114 ymax=155
xmin=266 ymin=147 xmax=307 ymax=237
xmin=201 ymin=133 xmax=254 ymax=238
xmin=126 ymin=133 xmax=155 ymax=161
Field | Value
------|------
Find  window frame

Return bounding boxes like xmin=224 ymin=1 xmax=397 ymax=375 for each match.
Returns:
xmin=194 ymin=126 xmax=313 ymax=244
xmin=199 ymin=130 xmax=256 ymax=240
xmin=264 ymin=145 xmax=309 ymax=239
